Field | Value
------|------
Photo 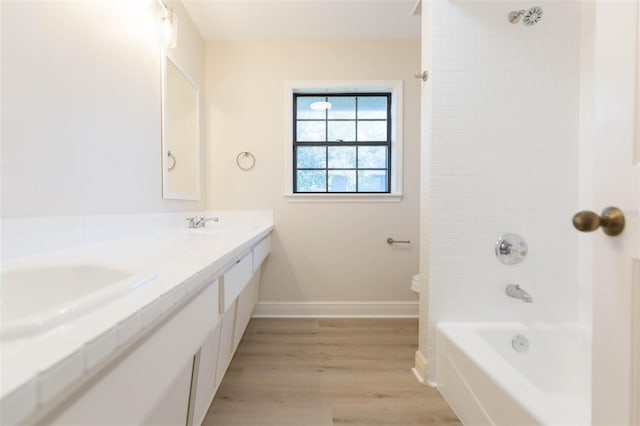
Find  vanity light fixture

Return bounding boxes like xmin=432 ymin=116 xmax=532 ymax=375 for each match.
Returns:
xmin=310 ymin=101 xmax=332 ymax=111
xmin=158 ymin=0 xmax=177 ymax=48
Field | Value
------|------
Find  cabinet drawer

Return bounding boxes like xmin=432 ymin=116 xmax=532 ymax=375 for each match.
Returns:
xmin=252 ymin=235 xmax=271 ymax=272
xmin=220 ymin=252 xmax=252 ymax=313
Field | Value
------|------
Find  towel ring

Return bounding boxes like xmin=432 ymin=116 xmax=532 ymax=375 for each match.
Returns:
xmin=236 ymin=151 xmax=255 ymax=171
xmin=167 ymin=150 xmax=176 ymax=171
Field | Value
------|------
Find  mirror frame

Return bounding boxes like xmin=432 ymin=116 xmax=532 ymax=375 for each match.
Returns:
xmin=161 ymin=54 xmax=201 ymax=201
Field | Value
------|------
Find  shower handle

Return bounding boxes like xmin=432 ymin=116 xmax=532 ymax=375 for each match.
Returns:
xmin=572 ymin=207 xmax=625 ymax=236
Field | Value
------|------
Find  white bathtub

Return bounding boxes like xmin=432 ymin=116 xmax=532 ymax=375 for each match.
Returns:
xmin=436 ymin=322 xmax=591 ymax=426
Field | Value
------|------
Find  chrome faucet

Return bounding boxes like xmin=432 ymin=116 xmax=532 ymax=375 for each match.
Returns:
xmin=186 ymin=216 xmax=219 ymax=229
xmin=505 ymin=284 xmax=533 ymax=303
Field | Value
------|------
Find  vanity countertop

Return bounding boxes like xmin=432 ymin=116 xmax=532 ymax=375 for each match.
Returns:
xmin=0 ymin=214 xmax=273 ymax=424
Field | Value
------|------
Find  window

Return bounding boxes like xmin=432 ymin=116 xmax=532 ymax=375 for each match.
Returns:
xmin=294 ymin=94 xmax=391 ymax=193
xmin=285 ymin=81 xmax=403 ymax=202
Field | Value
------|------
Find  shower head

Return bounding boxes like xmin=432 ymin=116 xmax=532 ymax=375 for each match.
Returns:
xmin=508 ymin=6 xmax=543 ymax=26
xmin=523 ymin=6 xmax=543 ymax=25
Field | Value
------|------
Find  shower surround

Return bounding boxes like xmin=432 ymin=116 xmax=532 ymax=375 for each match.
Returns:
xmin=425 ymin=0 xmax=582 ymax=380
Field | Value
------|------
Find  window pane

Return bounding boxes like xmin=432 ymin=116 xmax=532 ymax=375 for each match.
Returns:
xmin=297 ymin=146 xmax=326 ymax=169
xmin=297 ymin=97 xmax=326 ymax=119
xmin=328 ymin=170 xmax=356 ymax=192
xmin=327 ymin=121 xmax=355 ymax=142
xmin=328 ymin=146 xmax=356 ymax=169
xmin=293 ymin=92 xmax=393 ymax=194
xmin=358 ymin=96 xmax=387 ymax=119
xmin=357 ymin=121 xmax=387 ymax=141
xmin=297 ymin=121 xmax=326 ymax=141
xmin=297 ymin=170 xmax=326 ymax=192
xmin=358 ymin=146 xmax=387 ymax=169
xmin=327 ymin=97 xmax=356 ymax=119
xmin=358 ymin=170 xmax=388 ymax=192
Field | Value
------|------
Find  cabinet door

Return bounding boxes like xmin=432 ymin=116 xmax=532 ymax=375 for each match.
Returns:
xmin=192 ymin=323 xmax=222 ymax=426
xmin=233 ymin=270 xmax=260 ymax=352
xmin=143 ymin=358 xmax=193 ymax=426
xmin=216 ymin=300 xmax=237 ymax=387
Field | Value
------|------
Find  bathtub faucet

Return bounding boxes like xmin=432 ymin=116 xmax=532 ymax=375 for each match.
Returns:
xmin=186 ymin=216 xmax=219 ymax=228
xmin=505 ymin=284 xmax=533 ymax=303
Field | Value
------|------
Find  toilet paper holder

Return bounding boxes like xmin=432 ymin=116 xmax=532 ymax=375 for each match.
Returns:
xmin=387 ymin=237 xmax=410 ymax=245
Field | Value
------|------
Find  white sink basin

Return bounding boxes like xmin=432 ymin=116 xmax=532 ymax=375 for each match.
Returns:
xmin=1 ymin=264 xmax=154 ymax=341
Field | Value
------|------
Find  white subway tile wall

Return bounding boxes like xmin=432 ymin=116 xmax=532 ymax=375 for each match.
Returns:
xmin=427 ymin=1 xmax=580 ymax=379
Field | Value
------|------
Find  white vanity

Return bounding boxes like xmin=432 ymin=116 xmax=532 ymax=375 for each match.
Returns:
xmin=0 ymin=211 xmax=273 ymax=425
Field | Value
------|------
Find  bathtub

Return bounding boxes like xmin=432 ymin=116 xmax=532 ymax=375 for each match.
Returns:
xmin=436 ymin=322 xmax=591 ymax=426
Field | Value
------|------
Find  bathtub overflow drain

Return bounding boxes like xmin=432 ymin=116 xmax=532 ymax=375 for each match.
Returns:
xmin=512 ymin=335 xmax=529 ymax=352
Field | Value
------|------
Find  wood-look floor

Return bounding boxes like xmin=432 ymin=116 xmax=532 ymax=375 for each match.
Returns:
xmin=202 ymin=318 xmax=461 ymax=426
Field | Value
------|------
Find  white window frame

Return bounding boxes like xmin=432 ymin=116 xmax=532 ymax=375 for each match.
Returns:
xmin=284 ymin=80 xmax=404 ymax=203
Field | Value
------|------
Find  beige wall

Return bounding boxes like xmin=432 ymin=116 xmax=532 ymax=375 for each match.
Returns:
xmin=1 ymin=1 xmax=205 ymax=218
xmin=205 ymin=40 xmax=421 ymax=303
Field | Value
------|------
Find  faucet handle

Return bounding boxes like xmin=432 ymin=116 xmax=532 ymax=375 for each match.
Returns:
xmin=186 ymin=217 xmax=197 ymax=228
xmin=199 ymin=217 xmax=219 ymax=227
xmin=495 ymin=233 xmax=528 ymax=265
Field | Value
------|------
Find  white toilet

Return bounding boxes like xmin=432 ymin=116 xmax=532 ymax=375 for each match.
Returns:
xmin=411 ymin=274 xmax=420 ymax=294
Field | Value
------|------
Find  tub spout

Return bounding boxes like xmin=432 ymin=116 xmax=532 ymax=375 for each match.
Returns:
xmin=505 ymin=284 xmax=533 ymax=303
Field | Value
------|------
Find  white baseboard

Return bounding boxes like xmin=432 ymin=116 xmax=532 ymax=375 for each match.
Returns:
xmin=413 ymin=350 xmax=429 ymax=385
xmin=252 ymin=301 xmax=418 ymax=318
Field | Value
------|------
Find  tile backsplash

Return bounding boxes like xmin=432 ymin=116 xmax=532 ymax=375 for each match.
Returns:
xmin=1 ymin=214 xmax=185 ymax=261
xmin=1 ymin=211 xmax=273 ymax=261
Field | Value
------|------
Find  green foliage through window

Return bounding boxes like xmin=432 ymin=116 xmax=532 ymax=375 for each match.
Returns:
xmin=293 ymin=93 xmax=391 ymax=193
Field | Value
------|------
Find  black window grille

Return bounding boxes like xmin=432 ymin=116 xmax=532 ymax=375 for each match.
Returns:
xmin=293 ymin=93 xmax=392 ymax=193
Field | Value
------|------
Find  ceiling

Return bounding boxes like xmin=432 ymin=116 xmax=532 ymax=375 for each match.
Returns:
xmin=181 ymin=0 xmax=421 ymax=41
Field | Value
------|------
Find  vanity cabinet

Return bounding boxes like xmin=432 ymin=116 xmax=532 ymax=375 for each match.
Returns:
xmin=48 ymin=281 xmax=221 ymax=425
xmin=44 ymin=233 xmax=271 ymax=426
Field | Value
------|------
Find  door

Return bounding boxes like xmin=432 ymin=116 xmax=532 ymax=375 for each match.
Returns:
xmin=590 ymin=1 xmax=640 ymax=425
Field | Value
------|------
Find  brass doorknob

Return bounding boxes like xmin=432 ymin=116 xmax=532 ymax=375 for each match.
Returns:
xmin=572 ymin=207 xmax=625 ymax=236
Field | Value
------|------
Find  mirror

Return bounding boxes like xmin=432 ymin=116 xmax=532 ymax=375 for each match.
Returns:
xmin=162 ymin=56 xmax=200 ymax=200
